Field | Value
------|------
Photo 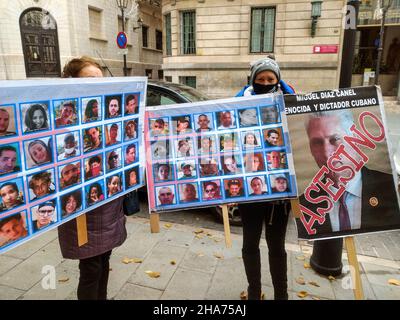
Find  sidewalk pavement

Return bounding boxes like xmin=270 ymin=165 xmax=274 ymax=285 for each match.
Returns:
xmin=0 ymin=215 xmax=399 ymax=300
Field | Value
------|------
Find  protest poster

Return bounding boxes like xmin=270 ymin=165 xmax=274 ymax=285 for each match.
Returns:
xmin=0 ymin=77 xmax=147 ymax=253
xmin=285 ymin=86 xmax=400 ymax=240
xmin=145 ymin=93 xmax=298 ymax=213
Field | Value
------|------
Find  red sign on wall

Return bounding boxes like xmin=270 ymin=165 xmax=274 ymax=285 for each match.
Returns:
xmin=313 ymin=45 xmax=339 ymax=54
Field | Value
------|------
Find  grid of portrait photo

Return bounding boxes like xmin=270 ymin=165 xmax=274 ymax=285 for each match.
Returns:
xmin=0 ymin=87 xmax=144 ymax=253
xmin=146 ymin=95 xmax=298 ymax=212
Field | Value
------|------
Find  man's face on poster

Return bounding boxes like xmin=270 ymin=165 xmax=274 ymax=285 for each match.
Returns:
xmin=220 ymin=112 xmax=232 ymax=127
xmin=158 ymin=187 xmax=174 ymax=204
xmin=198 ymin=115 xmax=210 ymax=129
xmin=31 ymin=178 xmax=51 ymax=197
xmin=0 ymin=110 xmax=10 ymax=133
xmin=61 ymin=164 xmax=79 ymax=186
xmin=307 ymin=115 xmax=354 ymax=184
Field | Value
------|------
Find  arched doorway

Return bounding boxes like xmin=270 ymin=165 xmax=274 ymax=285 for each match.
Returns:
xmin=19 ymin=8 xmax=61 ymax=77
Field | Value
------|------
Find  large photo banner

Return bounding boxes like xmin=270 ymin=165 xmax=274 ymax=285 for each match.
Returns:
xmin=145 ymin=93 xmax=298 ymax=213
xmin=285 ymin=86 xmax=400 ymax=240
xmin=0 ymin=77 xmax=147 ymax=254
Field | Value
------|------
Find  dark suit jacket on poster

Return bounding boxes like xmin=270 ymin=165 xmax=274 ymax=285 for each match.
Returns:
xmin=296 ymin=167 xmax=400 ymax=240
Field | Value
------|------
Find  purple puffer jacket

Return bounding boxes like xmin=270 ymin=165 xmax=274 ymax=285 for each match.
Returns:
xmin=57 ymin=197 xmax=126 ymax=259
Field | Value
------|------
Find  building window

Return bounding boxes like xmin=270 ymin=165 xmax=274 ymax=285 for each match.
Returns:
xmin=158 ymin=69 xmax=164 ymax=79
xmin=165 ymin=13 xmax=172 ymax=55
xmin=156 ymin=30 xmax=163 ymax=50
xmin=165 ymin=76 xmax=172 ymax=82
xmin=180 ymin=11 xmax=196 ymax=54
xmin=393 ymin=0 xmax=400 ymax=8
xmin=89 ymin=7 xmax=103 ymax=38
xmin=142 ymin=25 xmax=148 ymax=48
xmin=19 ymin=8 xmax=61 ymax=77
xmin=179 ymin=76 xmax=196 ymax=88
xmin=250 ymin=7 xmax=275 ymax=53
xmin=146 ymin=69 xmax=153 ymax=79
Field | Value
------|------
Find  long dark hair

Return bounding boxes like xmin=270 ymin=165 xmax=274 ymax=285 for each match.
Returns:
xmin=24 ymin=104 xmax=48 ymax=130
xmin=87 ymin=183 xmax=103 ymax=204
xmin=28 ymin=139 xmax=52 ymax=164
xmin=85 ymin=99 xmax=98 ymax=120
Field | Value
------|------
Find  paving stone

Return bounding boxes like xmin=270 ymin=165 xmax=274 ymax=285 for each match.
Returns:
xmin=180 ymin=250 xmax=218 ymax=274
xmin=113 ymin=223 xmax=164 ymax=258
xmin=0 ymin=285 xmax=24 ymax=300
xmin=128 ymin=243 xmax=187 ymax=290
xmin=370 ymin=283 xmax=400 ymax=300
xmin=20 ymin=266 xmax=79 ymax=300
xmin=206 ymin=257 xmax=247 ymax=300
xmin=0 ymin=255 xmax=22 ymax=276
xmin=161 ymin=268 xmax=213 ymax=300
xmin=290 ymin=254 xmax=335 ymax=300
xmin=362 ymin=262 xmax=400 ymax=286
xmin=0 ymin=240 xmax=63 ymax=291
xmin=162 ymin=228 xmax=195 ymax=248
xmin=114 ymin=283 xmax=163 ymax=300
xmin=107 ymin=252 xmax=142 ymax=299
xmin=4 ymin=230 xmax=58 ymax=260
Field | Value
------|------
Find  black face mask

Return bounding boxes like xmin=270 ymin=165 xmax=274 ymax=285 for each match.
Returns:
xmin=253 ymin=83 xmax=278 ymax=95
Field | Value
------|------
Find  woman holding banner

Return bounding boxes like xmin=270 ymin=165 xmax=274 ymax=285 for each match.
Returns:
xmin=57 ymin=56 xmax=127 ymax=300
xmin=236 ymin=55 xmax=295 ymax=300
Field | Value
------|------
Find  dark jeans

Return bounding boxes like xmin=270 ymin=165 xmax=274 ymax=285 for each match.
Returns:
xmin=239 ymin=202 xmax=289 ymax=299
xmin=77 ymin=250 xmax=112 ymax=300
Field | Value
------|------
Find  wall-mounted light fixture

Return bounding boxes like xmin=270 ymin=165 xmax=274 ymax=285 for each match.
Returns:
xmin=311 ymin=0 xmax=323 ymax=37
xmin=133 ymin=17 xmax=143 ymax=31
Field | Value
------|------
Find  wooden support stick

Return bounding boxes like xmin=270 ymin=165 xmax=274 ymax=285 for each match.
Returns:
xmin=221 ymin=205 xmax=232 ymax=248
xmin=290 ymin=198 xmax=301 ymax=218
xmin=76 ymin=214 xmax=88 ymax=247
xmin=150 ymin=213 xmax=160 ymax=233
xmin=344 ymin=237 xmax=364 ymax=300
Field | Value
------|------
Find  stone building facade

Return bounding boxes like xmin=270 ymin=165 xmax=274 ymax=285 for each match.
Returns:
xmin=0 ymin=0 xmax=163 ymax=79
xmin=161 ymin=0 xmax=345 ymax=98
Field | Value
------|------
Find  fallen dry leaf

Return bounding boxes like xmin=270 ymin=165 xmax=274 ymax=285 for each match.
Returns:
xmin=214 ymin=253 xmax=224 ymax=259
xmin=197 ymin=253 xmax=205 ymax=257
xmin=58 ymin=277 xmax=69 ymax=283
xmin=296 ymin=277 xmax=306 ymax=285
xmin=145 ymin=270 xmax=161 ymax=278
xmin=311 ymin=296 xmax=321 ymax=300
xmin=170 ymin=260 xmax=176 ymax=265
xmin=213 ymin=238 xmax=223 ymax=243
xmin=164 ymin=223 xmax=172 ymax=229
xmin=303 ymin=262 xmax=311 ymax=269
xmin=296 ymin=255 xmax=306 ymax=261
xmin=297 ymin=291 xmax=309 ymax=299
xmin=195 ymin=234 xmax=204 ymax=239
xmin=309 ymin=281 xmax=320 ymax=287
xmin=122 ymin=257 xmax=133 ymax=264
xmin=328 ymin=275 xmax=336 ymax=281
xmin=194 ymin=229 xmax=204 ymax=234
xmin=388 ymin=279 xmax=400 ymax=286
xmin=240 ymin=291 xmax=247 ymax=300
xmin=122 ymin=257 xmax=143 ymax=264
xmin=206 ymin=232 xmax=213 ymax=237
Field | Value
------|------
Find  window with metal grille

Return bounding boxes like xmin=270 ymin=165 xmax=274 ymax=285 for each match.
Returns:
xmin=393 ymin=0 xmax=400 ymax=8
xmin=165 ymin=13 xmax=172 ymax=55
xmin=250 ymin=7 xmax=275 ymax=53
xmin=180 ymin=11 xmax=196 ymax=54
xmin=156 ymin=30 xmax=163 ymax=50
xmin=179 ymin=76 xmax=196 ymax=88
xmin=142 ymin=25 xmax=148 ymax=48
xmin=165 ymin=76 xmax=172 ymax=82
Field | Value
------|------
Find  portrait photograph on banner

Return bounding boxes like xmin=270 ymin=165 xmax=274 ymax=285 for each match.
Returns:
xmin=145 ymin=94 xmax=298 ymax=213
xmin=285 ymin=86 xmax=400 ymax=240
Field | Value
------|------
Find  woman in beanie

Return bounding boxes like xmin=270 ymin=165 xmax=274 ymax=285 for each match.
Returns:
xmin=236 ymin=55 xmax=294 ymax=300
